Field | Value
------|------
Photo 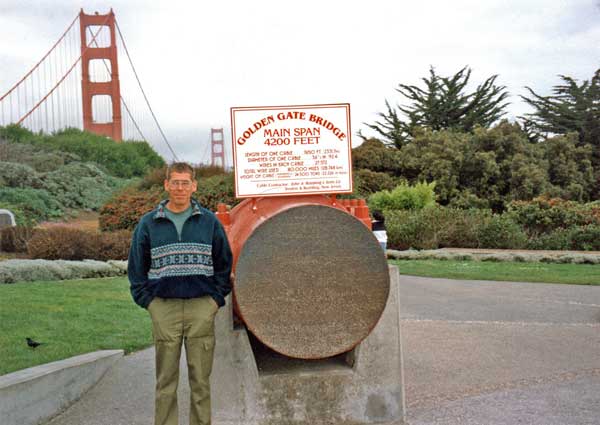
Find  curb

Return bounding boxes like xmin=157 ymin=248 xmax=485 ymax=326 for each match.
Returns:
xmin=387 ymin=248 xmax=600 ymax=264
xmin=0 ymin=350 xmax=123 ymax=425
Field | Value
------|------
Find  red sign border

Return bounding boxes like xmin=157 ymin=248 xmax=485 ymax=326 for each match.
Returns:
xmin=230 ymin=103 xmax=353 ymax=199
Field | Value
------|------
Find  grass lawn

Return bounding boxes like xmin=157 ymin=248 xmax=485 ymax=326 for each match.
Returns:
xmin=2 ymin=260 xmax=598 ymax=375
xmin=390 ymin=259 xmax=600 ymax=285
xmin=0 ymin=277 xmax=152 ymax=376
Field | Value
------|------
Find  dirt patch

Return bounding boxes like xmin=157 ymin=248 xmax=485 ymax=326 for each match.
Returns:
xmin=0 ymin=251 xmax=29 ymax=260
xmin=37 ymin=211 xmax=100 ymax=232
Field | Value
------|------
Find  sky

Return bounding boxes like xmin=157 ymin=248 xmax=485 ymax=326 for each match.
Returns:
xmin=1 ymin=0 xmax=599 ymax=165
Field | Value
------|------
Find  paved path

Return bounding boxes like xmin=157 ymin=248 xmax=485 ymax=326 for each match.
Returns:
xmin=47 ymin=276 xmax=600 ymax=425
xmin=401 ymin=276 xmax=600 ymax=424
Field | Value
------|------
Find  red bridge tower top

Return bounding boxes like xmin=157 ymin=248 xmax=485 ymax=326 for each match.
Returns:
xmin=79 ymin=9 xmax=122 ymax=141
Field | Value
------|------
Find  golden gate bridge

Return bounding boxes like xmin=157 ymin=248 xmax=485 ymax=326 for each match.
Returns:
xmin=0 ymin=9 xmax=226 ymax=167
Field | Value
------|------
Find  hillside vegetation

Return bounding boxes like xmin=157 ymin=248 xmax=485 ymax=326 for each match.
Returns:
xmin=0 ymin=125 xmax=164 ymax=225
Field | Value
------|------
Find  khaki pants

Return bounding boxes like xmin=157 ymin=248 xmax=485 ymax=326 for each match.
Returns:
xmin=148 ymin=296 xmax=218 ymax=425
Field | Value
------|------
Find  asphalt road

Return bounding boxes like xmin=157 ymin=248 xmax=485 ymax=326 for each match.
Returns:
xmin=401 ymin=276 xmax=600 ymax=425
xmin=46 ymin=275 xmax=600 ymax=425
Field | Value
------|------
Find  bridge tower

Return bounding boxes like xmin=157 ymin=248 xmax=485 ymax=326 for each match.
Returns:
xmin=211 ymin=128 xmax=225 ymax=168
xmin=79 ymin=9 xmax=122 ymax=141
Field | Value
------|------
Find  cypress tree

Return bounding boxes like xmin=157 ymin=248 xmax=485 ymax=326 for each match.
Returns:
xmin=365 ymin=66 xmax=509 ymax=148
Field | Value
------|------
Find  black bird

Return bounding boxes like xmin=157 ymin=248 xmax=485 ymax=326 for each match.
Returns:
xmin=26 ymin=337 xmax=42 ymax=348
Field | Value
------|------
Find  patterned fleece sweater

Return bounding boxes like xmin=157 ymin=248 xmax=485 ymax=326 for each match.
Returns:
xmin=127 ymin=199 xmax=233 ymax=309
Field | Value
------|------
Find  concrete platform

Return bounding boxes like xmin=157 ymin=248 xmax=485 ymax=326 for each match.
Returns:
xmin=0 ymin=350 xmax=123 ymax=425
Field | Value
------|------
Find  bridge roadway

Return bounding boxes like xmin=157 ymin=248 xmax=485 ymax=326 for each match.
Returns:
xmin=46 ymin=275 xmax=600 ymax=425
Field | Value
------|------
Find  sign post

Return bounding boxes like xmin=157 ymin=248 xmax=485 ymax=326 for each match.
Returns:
xmin=230 ymin=103 xmax=353 ymax=198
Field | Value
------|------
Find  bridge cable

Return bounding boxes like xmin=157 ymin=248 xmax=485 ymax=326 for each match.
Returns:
xmin=17 ymin=18 xmax=110 ymax=126
xmin=0 ymin=14 xmax=79 ymax=103
xmin=114 ymin=20 xmax=179 ymax=161
xmin=88 ymin=36 xmax=148 ymax=142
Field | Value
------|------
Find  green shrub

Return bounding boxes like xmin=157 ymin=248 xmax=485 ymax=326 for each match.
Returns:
xmin=0 ymin=188 xmax=63 ymax=223
xmin=195 ymin=173 xmax=238 ymax=212
xmin=569 ymin=225 xmax=600 ymax=251
xmin=476 ymin=215 xmax=528 ymax=249
xmin=385 ymin=208 xmax=445 ymax=250
xmin=0 ymin=161 xmax=45 ymax=188
xmin=526 ymin=228 xmax=571 ymax=250
xmin=0 ymin=140 xmax=79 ymax=172
xmin=28 ymin=151 xmax=74 ymax=172
xmin=385 ymin=206 xmax=488 ymax=250
xmin=438 ymin=208 xmax=491 ymax=248
xmin=385 ymin=210 xmax=417 ymax=250
xmin=42 ymin=162 xmax=130 ymax=210
xmin=0 ymin=157 xmax=130 ymax=214
xmin=448 ymin=190 xmax=490 ymax=210
xmin=369 ymin=181 xmax=437 ymax=212
xmin=0 ymin=125 xmax=164 ymax=178
xmin=0 ymin=226 xmax=35 ymax=253
xmin=507 ymin=197 xmax=599 ymax=236
xmin=353 ymin=169 xmax=398 ymax=197
xmin=0 ymin=124 xmax=34 ymax=142
xmin=386 ymin=206 xmax=535 ymax=250
xmin=351 ymin=138 xmax=401 ymax=174
xmin=49 ymin=129 xmax=164 ymax=178
xmin=385 ymin=204 xmax=600 ymax=251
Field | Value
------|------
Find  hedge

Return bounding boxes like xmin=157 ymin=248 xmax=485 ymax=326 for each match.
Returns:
xmin=0 ymin=226 xmax=35 ymax=253
xmin=0 ymin=259 xmax=127 ymax=284
xmin=385 ymin=207 xmax=490 ymax=250
xmin=385 ymin=206 xmax=600 ymax=251
xmin=387 ymin=249 xmax=600 ymax=264
xmin=27 ymin=227 xmax=131 ymax=261
xmin=507 ymin=197 xmax=600 ymax=235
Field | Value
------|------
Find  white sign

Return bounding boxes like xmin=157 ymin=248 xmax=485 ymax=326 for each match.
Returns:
xmin=230 ymin=103 xmax=353 ymax=198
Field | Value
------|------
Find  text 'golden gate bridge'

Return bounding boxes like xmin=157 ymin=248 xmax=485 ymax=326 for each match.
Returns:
xmin=0 ymin=9 xmax=180 ymax=162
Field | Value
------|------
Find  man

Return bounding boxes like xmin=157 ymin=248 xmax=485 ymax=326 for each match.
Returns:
xmin=128 ymin=162 xmax=233 ymax=425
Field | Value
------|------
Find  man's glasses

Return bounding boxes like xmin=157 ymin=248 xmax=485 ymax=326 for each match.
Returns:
xmin=168 ymin=180 xmax=192 ymax=189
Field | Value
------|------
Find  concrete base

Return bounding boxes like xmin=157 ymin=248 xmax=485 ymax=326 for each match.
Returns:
xmin=0 ymin=350 xmax=123 ymax=425
xmin=211 ymin=265 xmax=405 ymax=425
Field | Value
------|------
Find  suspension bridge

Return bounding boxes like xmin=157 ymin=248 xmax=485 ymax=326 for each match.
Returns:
xmin=0 ymin=9 xmax=226 ymax=167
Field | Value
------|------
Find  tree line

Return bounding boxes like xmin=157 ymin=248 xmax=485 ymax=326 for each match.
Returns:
xmin=355 ymin=66 xmax=600 ymax=209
